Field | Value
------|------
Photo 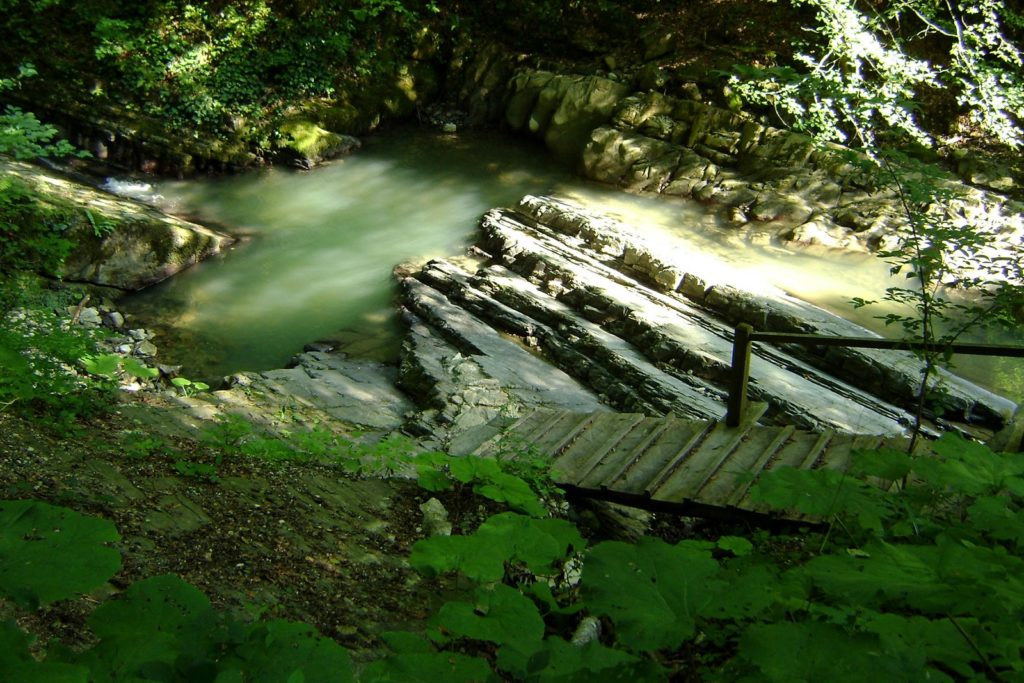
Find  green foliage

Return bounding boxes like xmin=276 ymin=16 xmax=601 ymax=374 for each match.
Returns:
xmin=0 ymin=502 xmax=354 ymax=681
xmin=730 ymin=0 xmax=1024 ymax=148
xmin=6 ymin=433 xmax=1024 ymax=680
xmin=847 ymin=151 xmax=1024 ymax=436
xmin=0 ymin=175 xmax=76 ymax=276
xmin=0 ymin=64 xmax=78 ymax=160
xmin=0 ymin=305 xmax=115 ymax=433
xmin=0 ymin=499 xmax=120 ymax=610
xmin=410 ymin=511 xmax=584 ymax=583
xmin=54 ymin=574 xmax=355 ymax=681
xmin=170 ymin=375 xmax=211 ymax=396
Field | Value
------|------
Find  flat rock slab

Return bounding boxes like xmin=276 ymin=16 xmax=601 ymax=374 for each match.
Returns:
xmin=252 ymin=352 xmax=415 ymax=430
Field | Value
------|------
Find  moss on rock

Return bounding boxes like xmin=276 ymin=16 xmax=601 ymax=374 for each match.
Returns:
xmin=1 ymin=160 xmax=233 ymax=290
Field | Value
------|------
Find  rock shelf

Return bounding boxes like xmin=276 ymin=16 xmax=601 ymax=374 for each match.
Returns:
xmin=397 ymin=195 xmax=1016 ymax=443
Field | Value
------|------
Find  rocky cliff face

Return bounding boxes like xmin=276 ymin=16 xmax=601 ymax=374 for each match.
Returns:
xmin=450 ymin=48 xmax=1023 ymax=268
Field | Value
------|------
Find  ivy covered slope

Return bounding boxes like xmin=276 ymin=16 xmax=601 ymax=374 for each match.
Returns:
xmin=0 ymin=0 xmax=455 ymax=172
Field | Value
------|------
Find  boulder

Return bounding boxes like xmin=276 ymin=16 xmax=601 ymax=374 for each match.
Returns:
xmin=2 ymin=160 xmax=233 ymax=291
xmin=543 ymin=76 xmax=630 ymax=161
xmin=275 ymin=119 xmax=361 ymax=169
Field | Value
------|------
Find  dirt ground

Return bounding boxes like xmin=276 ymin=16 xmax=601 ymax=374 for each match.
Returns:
xmin=0 ymin=398 xmax=490 ymax=663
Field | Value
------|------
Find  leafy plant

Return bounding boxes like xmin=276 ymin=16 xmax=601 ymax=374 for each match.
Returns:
xmin=0 ymin=499 xmax=121 ymax=610
xmin=0 ymin=502 xmax=353 ymax=681
xmin=0 ymin=307 xmax=115 ymax=433
xmin=170 ymin=376 xmax=211 ymax=396
xmin=849 ymin=152 xmax=1024 ymax=443
xmin=730 ymin=0 xmax=1024 ymax=148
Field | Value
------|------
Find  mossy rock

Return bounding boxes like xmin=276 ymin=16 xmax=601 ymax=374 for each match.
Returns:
xmin=275 ymin=119 xmax=361 ymax=169
xmin=1 ymin=160 xmax=233 ymax=290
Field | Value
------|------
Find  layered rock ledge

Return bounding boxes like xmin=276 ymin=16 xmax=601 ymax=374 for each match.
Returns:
xmin=452 ymin=56 xmax=1023 ymax=266
xmin=396 ymin=195 xmax=1016 ymax=445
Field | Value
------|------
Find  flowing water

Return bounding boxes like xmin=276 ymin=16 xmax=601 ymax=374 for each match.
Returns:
xmin=119 ymin=127 xmax=1023 ymax=402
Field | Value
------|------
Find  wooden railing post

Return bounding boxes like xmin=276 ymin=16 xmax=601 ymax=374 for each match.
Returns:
xmin=726 ymin=323 xmax=754 ymax=427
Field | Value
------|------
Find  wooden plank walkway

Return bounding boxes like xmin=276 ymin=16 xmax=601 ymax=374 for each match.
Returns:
xmin=463 ymin=407 xmax=912 ymax=521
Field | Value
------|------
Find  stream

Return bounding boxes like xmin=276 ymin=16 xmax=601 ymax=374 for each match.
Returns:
xmin=119 ymin=127 xmax=1023 ymax=403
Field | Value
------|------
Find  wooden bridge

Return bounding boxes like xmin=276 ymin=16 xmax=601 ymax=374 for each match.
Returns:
xmin=451 ymin=406 xmax=914 ymax=521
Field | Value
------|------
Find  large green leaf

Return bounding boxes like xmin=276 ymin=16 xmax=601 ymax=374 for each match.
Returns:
xmin=858 ymin=611 xmax=971 ymax=679
xmin=496 ymin=636 xmax=660 ymax=682
xmin=749 ymin=467 xmax=894 ymax=530
xmin=581 ymin=537 xmax=721 ymax=651
xmin=359 ymin=652 xmax=497 ymax=683
xmin=410 ymin=512 xmax=584 ymax=583
xmin=0 ymin=500 xmax=121 ymax=609
xmin=219 ymin=620 xmax=353 ymax=683
xmin=738 ymin=622 xmax=924 ymax=682
xmin=967 ymin=495 xmax=1024 ymax=546
xmin=795 ymin=541 xmax=949 ymax=611
xmin=917 ymin=433 xmax=1024 ymax=497
xmin=78 ymin=574 xmax=222 ymax=681
xmin=433 ymin=584 xmax=545 ymax=645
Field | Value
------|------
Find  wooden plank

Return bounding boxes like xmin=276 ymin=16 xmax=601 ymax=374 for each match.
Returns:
xmin=859 ymin=435 xmax=915 ymax=491
xmin=471 ymin=409 xmax=552 ymax=456
xmin=532 ymin=412 xmax=600 ymax=458
xmin=732 ymin=430 xmax=835 ymax=512
xmin=516 ymin=409 xmax=575 ymax=445
xmin=788 ymin=429 xmax=836 ymax=470
xmin=605 ymin=419 xmax=713 ymax=496
xmin=814 ymin=434 xmax=885 ymax=472
xmin=651 ymin=421 xmax=765 ymax=503
xmin=645 ymin=405 xmax=767 ymax=499
xmin=577 ymin=417 xmax=670 ymax=489
xmin=550 ymin=413 xmax=646 ymax=484
xmin=698 ymin=425 xmax=795 ymax=507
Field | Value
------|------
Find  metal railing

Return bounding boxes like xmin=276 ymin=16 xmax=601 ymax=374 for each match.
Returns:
xmin=726 ymin=323 xmax=1024 ymax=427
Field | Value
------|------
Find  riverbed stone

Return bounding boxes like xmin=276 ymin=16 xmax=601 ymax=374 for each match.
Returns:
xmin=245 ymin=352 xmax=414 ymax=430
xmin=275 ymin=119 xmax=361 ymax=168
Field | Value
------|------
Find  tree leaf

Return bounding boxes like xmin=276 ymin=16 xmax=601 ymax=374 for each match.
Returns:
xmin=0 ymin=620 xmax=88 ymax=683
xmin=410 ymin=513 xmax=583 ymax=583
xmin=496 ymin=636 xmax=659 ymax=682
xmin=433 ymin=584 xmax=545 ymax=645
xmin=582 ymin=537 xmax=721 ymax=650
xmin=0 ymin=500 xmax=121 ymax=609
xmin=738 ymin=622 xmax=919 ymax=681
xmin=120 ymin=357 xmax=159 ymax=379
xmin=218 ymin=619 xmax=353 ymax=683
xmin=78 ymin=574 xmax=222 ymax=680
xmin=359 ymin=652 xmax=496 ymax=683
xmin=80 ymin=354 xmax=121 ymax=378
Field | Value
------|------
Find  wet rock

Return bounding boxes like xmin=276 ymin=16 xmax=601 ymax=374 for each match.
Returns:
xmin=303 ymin=341 xmax=338 ymax=353
xmin=252 ymin=352 xmax=414 ymax=430
xmin=418 ymin=498 xmax=452 ymax=536
xmin=104 ymin=310 xmax=126 ymax=329
xmin=275 ymin=119 xmax=361 ymax=169
xmin=135 ymin=341 xmax=158 ymax=357
xmin=71 ymin=306 xmax=103 ymax=327
xmin=469 ymin=196 xmax=1015 ymax=431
